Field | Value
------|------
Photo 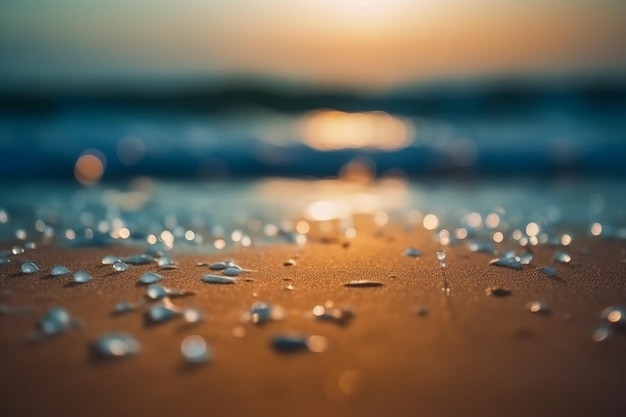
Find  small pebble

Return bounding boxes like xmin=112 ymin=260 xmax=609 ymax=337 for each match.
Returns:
xmin=343 ymin=280 xmax=384 ymax=288
xmin=415 ymin=305 xmax=429 ymax=316
xmin=485 ymin=287 xmax=512 ymax=297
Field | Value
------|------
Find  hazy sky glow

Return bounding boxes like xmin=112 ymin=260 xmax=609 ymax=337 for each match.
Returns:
xmin=1 ymin=0 xmax=625 ymax=90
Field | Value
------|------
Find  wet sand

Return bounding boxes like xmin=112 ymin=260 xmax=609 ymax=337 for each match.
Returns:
xmin=1 ymin=223 xmax=625 ymax=417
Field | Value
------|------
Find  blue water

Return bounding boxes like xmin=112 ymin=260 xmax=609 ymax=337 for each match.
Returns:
xmin=0 ymin=84 xmax=625 ymax=178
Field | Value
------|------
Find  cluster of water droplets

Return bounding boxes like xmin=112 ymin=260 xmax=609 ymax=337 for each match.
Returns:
xmin=1 ymin=185 xmax=626 ymax=368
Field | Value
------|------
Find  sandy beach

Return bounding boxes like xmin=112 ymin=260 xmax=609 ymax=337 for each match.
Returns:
xmin=1 ymin=219 xmax=625 ymax=417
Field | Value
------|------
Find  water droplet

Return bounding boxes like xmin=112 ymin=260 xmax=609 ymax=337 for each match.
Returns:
xmin=15 ymin=229 xmax=26 ymax=240
xmin=242 ymin=301 xmax=286 ymax=324
xmin=284 ymin=259 xmax=297 ymax=266
xmin=183 ymin=308 xmax=204 ymax=324
xmin=405 ymin=247 xmax=422 ymax=257
xmin=201 ymin=274 xmax=236 ymax=284
xmin=73 ymin=270 xmax=91 ymax=283
xmin=553 ymin=251 xmax=571 ymax=264
xmin=123 ymin=254 xmax=154 ymax=265
xmin=148 ymin=284 xmax=189 ymax=300
xmin=222 ymin=267 xmax=242 ymax=276
xmin=181 ymin=335 xmax=211 ymax=364
xmin=145 ymin=284 xmax=168 ymax=300
xmin=37 ymin=307 xmax=73 ymax=336
xmin=209 ymin=261 xmax=228 ymax=270
xmin=102 ymin=255 xmax=121 ymax=265
xmin=485 ymin=287 xmax=512 ymax=297
xmin=139 ymin=272 xmax=162 ymax=285
xmin=526 ymin=300 xmax=551 ymax=314
xmin=592 ymin=327 xmax=612 ymax=342
xmin=144 ymin=302 xmax=181 ymax=324
xmin=284 ymin=284 xmax=295 ymax=291
xmin=312 ymin=304 xmax=354 ymax=325
xmin=489 ymin=257 xmax=522 ymax=270
xmin=468 ymin=241 xmax=496 ymax=255
xmin=518 ymin=252 xmax=533 ymax=265
xmin=21 ymin=261 xmax=39 ymax=274
xmin=113 ymin=261 xmax=129 ymax=272
xmin=270 ymin=332 xmax=327 ymax=353
xmin=539 ymin=266 xmax=558 ymax=277
xmin=0 ymin=255 xmax=9 ymax=265
xmin=343 ymin=280 xmax=384 ymax=288
xmin=113 ymin=301 xmax=140 ymax=314
xmin=24 ymin=242 xmax=36 ymax=250
xmin=50 ymin=265 xmax=70 ymax=277
xmin=157 ymin=256 xmax=175 ymax=268
xmin=436 ymin=250 xmax=446 ymax=261
xmin=600 ymin=306 xmax=625 ymax=325
xmin=415 ymin=305 xmax=429 ymax=316
xmin=12 ymin=246 xmax=24 ymax=255
xmin=93 ymin=333 xmax=140 ymax=358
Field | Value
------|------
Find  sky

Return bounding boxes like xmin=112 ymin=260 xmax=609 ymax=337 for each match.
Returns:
xmin=0 ymin=0 xmax=625 ymax=91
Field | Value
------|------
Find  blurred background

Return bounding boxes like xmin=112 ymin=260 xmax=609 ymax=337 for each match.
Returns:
xmin=0 ymin=0 xmax=625 ymax=181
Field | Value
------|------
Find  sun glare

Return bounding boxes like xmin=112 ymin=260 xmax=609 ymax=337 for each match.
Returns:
xmin=302 ymin=110 xmax=412 ymax=151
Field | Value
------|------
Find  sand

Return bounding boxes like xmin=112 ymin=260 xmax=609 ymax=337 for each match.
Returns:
xmin=1 ymin=223 xmax=625 ymax=417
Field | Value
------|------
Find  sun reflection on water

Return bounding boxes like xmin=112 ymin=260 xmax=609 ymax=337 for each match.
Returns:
xmin=302 ymin=110 xmax=413 ymax=151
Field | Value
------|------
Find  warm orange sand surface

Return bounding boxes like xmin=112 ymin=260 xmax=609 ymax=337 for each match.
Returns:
xmin=1 ymin=224 xmax=625 ymax=417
